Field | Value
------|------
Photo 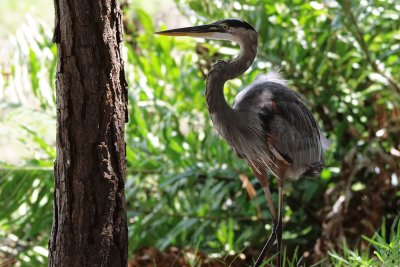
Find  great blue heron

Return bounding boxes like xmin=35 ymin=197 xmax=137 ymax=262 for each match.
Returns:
xmin=156 ymin=19 xmax=329 ymax=267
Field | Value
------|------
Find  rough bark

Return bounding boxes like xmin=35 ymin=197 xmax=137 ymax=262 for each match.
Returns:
xmin=49 ymin=0 xmax=128 ymax=266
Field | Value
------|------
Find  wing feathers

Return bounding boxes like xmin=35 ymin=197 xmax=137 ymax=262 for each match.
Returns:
xmin=233 ymin=76 xmax=326 ymax=179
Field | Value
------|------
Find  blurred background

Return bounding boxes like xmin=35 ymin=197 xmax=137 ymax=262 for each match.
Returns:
xmin=0 ymin=0 xmax=399 ymax=266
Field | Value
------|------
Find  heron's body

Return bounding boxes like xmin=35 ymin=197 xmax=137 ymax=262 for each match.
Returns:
xmin=203 ymin=21 xmax=327 ymax=180
xmin=156 ymin=18 xmax=328 ymax=267
xmin=211 ymin=73 xmax=326 ymax=180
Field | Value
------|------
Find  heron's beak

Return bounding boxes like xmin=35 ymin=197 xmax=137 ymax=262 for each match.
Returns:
xmin=155 ymin=24 xmax=221 ymax=38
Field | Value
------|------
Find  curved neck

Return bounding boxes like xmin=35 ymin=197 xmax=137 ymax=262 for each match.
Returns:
xmin=205 ymin=35 xmax=258 ymax=115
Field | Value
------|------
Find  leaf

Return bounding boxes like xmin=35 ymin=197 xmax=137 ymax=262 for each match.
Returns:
xmin=158 ymin=218 xmax=198 ymax=250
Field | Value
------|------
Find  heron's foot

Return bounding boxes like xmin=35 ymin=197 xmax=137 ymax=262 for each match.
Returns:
xmin=276 ymin=219 xmax=283 ymax=267
xmin=253 ymin=224 xmax=278 ymax=267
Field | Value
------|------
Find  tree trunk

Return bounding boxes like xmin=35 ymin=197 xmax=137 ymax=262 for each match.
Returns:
xmin=49 ymin=0 xmax=128 ymax=266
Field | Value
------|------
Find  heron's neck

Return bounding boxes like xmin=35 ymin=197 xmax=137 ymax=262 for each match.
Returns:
xmin=205 ymin=36 xmax=257 ymax=115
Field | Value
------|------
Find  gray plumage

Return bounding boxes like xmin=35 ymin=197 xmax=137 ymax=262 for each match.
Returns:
xmin=202 ymin=21 xmax=327 ymax=180
xmin=231 ymin=77 xmax=327 ymax=179
xmin=156 ymin=18 xmax=329 ymax=267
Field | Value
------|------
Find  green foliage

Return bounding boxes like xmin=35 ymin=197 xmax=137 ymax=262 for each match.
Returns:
xmin=2 ymin=19 xmax=56 ymax=110
xmin=0 ymin=167 xmax=53 ymax=266
xmin=362 ymin=218 xmax=400 ymax=266
xmin=329 ymin=218 xmax=400 ymax=267
xmin=0 ymin=19 xmax=56 ymax=265
xmin=1 ymin=0 xmax=399 ymax=266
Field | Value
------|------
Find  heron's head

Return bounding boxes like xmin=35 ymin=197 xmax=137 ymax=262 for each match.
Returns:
xmin=155 ymin=19 xmax=258 ymax=45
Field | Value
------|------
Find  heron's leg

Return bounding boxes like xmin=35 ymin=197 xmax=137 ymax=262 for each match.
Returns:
xmin=254 ymin=230 xmax=276 ymax=267
xmin=251 ymin=167 xmax=278 ymax=267
xmin=276 ymin=175 xmax=285 ymax=267
xmin=251 ymin=167 xmax=277 ymax=222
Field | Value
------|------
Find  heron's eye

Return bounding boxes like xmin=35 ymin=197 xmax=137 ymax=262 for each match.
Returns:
xmin=223 ymin=24 xmax=229 ymax=30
